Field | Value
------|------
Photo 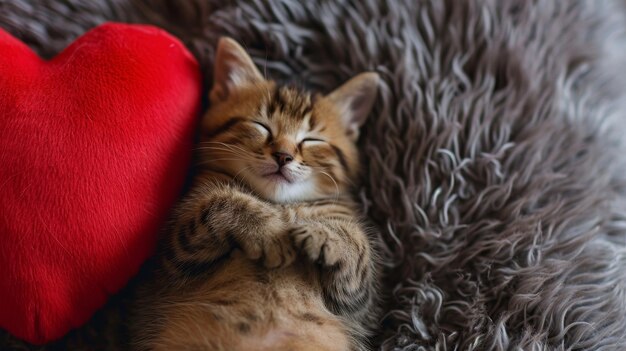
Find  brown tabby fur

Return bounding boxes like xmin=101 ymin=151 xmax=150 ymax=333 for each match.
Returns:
xmin=132 ymin=38 xmax=380 ymax=351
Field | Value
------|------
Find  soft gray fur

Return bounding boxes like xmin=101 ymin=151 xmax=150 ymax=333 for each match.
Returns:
xmin=2 ymin=0 xmax=626 ymax=350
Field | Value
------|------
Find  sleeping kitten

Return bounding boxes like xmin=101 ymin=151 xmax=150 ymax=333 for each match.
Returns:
xmin=132 ymin=37 xmax=380 ymax=351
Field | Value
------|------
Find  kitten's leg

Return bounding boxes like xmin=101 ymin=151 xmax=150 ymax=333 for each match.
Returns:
xmin=289 ymin=219 xmax=377 ymax=324
xmin=163 ymin=185 xmax=296 ymax=278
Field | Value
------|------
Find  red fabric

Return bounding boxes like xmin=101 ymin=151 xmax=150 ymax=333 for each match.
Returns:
xmin=0 ymin=23 xmax=201 ymax=344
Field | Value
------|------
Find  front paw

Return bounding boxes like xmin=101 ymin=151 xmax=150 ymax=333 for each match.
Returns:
xmin=289 ymin=224 xmax=343 ymax=267
xmin=238 ymin=229 xmax=296 ymax=269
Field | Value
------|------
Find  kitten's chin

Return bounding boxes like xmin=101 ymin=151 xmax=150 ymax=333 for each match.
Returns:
xmin=248 ymin=176 xmax=320 ymax=203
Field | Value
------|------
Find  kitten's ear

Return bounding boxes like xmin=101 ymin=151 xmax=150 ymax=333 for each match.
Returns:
xmin=210 ymin=37 xmax=264 ymax=103
xmin=326 ymin=72 xmax=380 ymax=141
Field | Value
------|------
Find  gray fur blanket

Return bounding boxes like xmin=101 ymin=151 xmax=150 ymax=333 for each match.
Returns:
xmin=2 ymin=0 xmax=626 ymax=350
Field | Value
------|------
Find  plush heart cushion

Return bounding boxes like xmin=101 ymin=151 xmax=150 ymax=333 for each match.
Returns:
xmin=0 ymin=23 xmax=201 ymax=344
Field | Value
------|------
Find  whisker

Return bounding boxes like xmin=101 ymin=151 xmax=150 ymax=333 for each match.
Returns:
xmin=194 ymin=147 xmax=258 ymax=162
xmin=199 ymin=141 xmax=253 ymax=156
xmin=307 ymin=164 xmax=355 ymax=187
xmin=197 ymin=158 xmax=253 ymax=164
xmin=317 ymin=170 xmax=340 ymax=201
xmin=231 ymin=165 xmax=254 ymax=187
xmin=194 ymin=146 xmax=253 ymax=155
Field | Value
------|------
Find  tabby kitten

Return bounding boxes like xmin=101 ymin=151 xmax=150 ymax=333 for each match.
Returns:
xmin=133 ymin=37 xmax=380 ymax=351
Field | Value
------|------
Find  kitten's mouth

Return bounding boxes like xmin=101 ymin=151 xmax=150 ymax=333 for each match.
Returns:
xmin=263 ymin=170 xmax=292 ymax=183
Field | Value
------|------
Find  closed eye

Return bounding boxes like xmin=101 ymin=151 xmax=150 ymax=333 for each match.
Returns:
xmin=252 ymin=121 xmax=272 ymax=138
xmin=300 ymin=138 xmax=326 ymax=145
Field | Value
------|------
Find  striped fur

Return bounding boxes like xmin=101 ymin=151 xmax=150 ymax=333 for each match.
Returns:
xmin=131 ymin=38 xmax=380 ymax=350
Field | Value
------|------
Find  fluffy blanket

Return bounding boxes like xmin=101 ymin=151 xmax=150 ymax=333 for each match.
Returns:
xmin=2 ymin=0 xmax=626 ymax=350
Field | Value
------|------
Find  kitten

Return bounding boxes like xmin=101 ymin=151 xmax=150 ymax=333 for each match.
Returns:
xmin=132 ymin=37 xmax=381 ymax=351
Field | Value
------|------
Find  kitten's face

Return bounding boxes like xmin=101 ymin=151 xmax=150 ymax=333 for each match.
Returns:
xmin=200 ymin=38 xmax=379 ymax=203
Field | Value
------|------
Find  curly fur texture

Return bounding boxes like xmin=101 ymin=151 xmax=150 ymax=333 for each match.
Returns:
xmin=2 ymin=0 xmax=626 ymax=350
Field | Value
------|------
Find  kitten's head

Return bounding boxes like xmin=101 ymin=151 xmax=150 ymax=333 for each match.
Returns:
xmin=200 ymin=38 xmax=379 ymax=203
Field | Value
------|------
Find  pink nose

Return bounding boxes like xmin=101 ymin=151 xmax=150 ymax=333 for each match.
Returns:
xmin=272 ymin=152 xmax=294 ymax=167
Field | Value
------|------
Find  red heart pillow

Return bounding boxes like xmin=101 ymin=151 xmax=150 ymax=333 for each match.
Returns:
xmin=0 ymin=23 xmax=201 ymax=344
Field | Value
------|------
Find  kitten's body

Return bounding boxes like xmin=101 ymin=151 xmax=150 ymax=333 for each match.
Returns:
xmin=133 ymin=39 xmax=380 ymax=351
